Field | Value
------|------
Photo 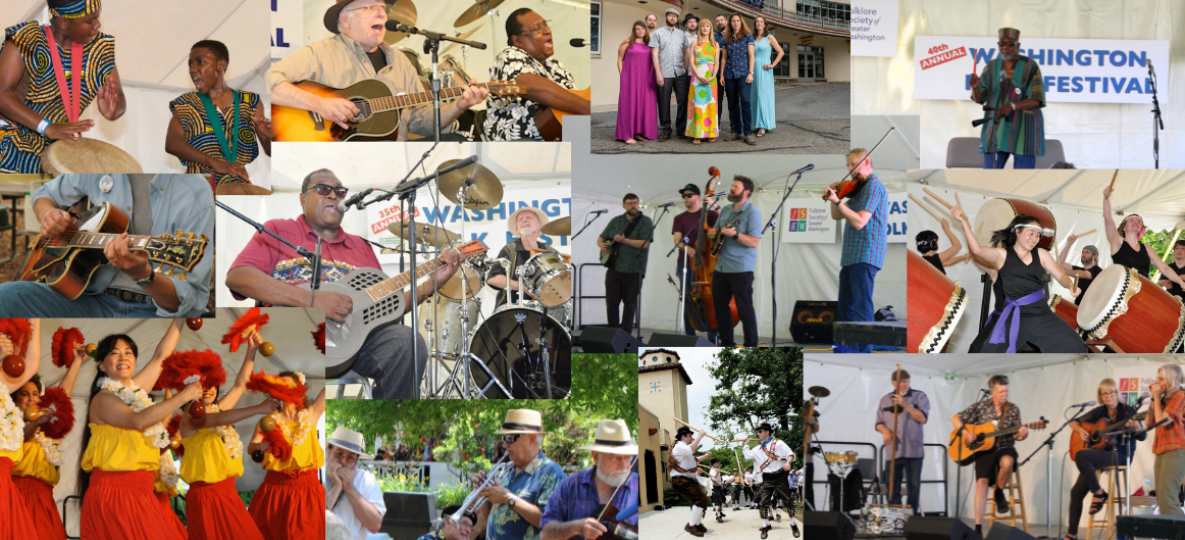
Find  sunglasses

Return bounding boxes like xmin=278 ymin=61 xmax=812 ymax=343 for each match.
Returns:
xmin=502 ymin=434 xmax=521 ymax=444
xmin=305 ymin=183 xmax=349 ymax=198
xmin=682 ymin=193 xmax=697 ymax=199
xmin=997 ymin=41 xmax=1018 ymax=47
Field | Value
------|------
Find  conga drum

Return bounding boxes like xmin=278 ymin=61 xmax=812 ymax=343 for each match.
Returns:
xmin=1048 ymin=294 xmax=1080 ymax=331
xmin=1077 ymin=265 xmax=1185 ymax=353
xmin=907 ymin=250 xmax=969 ymax=353
xmin=41 ymin=139 xmax=143 ymax=174
xmin=972 ymin=198 xmax=1057 ymax=267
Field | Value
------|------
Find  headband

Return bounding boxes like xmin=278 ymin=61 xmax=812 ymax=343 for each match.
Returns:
xmin=1013 ymin=224 xmax=1051 ymax=236
xmin=50 ymin=0 xmax=101 ymax=19
xmin=1120 ymin=214 xmax=1146 ymax=237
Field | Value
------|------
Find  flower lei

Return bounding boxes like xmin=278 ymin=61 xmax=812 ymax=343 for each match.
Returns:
xmin=205 ymin=404 xmax=243 ymax=460
xmin=34 ymin=429 xmax=63 ymax=467
xmin=278 ymin=409 xmax=312 ymax=449
xmin=0 ymin=388 xmax=24 ymax=453
xmin=158 ymin=451 xmax=179 ymax=492
xmin=99 ymin=378 xmax=169 ymax=449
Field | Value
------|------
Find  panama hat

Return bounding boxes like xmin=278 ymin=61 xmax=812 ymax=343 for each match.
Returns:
xmin=508 ymin=207 xmax=550 ymax=238
xmin=494 ymin=409 xmax=545 ymax=434
xmin=325 ymin=0 xmax=397 ymax=34
xmin=327 ymin=426 xmax=374 ymax=459
xmin=578 ymin=419 xmax=638 ymax=455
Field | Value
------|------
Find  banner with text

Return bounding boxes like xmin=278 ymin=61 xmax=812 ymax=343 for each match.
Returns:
xmin=781 ymin=193 xmax=907 ymax=244
xmin=272 ymin=0 xmax=305 ymax=59
xmin=851 ymin=0 xmax=899 ymax=57
xmin=914 ymin=36 xmax=1170 ymax=104
xmin=1113 ymin=366 xmax=1162 ymax=408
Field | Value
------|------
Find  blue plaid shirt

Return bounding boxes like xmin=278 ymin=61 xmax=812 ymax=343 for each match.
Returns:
xmin=721 ymin=34 xmax=754 ymax=80
xmin=487 ymin=451 xmax=566 ymax=540
xmin=541 ymin=468 xmax=639 ymax=539
xmin=839 ymin=175 xmax=887 ymax=269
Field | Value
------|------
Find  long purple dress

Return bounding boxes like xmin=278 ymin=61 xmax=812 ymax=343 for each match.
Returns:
xmin=616 ymin=41 xmax=658 ymax=141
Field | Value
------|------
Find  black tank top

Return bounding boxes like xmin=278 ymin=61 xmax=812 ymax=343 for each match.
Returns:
xmin=992 ymin=275 xmax=1006 ymax=312
xmin=1113 ymin=241 xmax=1150 ymax=278
xmin=923 ymin=253 xmax=945 ymax=275
xmin=1001 ymin=247 xmax=1048 ymax=315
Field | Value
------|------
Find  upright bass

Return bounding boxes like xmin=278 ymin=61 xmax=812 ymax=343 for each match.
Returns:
xmin=688 ymin=166 xmax=739 ymax=333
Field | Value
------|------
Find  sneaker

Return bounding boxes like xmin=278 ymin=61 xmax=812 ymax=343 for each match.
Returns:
xmin=994 ymin=488 xmax=1009 ymax=512
xmin=685 ymin=524 xmax=704 ymax=537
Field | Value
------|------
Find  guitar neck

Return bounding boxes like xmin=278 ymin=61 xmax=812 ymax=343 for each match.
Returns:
xmin=364 ymin=258 xmax=442 ymax=300
xmin=62 ymin=231 xmax=153 ymax=250
xmin=370 ymin=84 xmax=490 ymax=112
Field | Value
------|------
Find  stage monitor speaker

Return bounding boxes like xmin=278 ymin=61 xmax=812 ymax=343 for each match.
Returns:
xmin=904 ymin=517 xmax=983 ymax=540
xmin=803 ymin=511 xmax=855 ymax=540
xmin=647 ymin=333 xmax=714 ymax=347
xmin=790 ymin=300 xmax=838 ymax=344
xmin=579 ymin=327 xmax=638 ymax=353
xmin=985 ymin=524 xmax=1037 ymax=540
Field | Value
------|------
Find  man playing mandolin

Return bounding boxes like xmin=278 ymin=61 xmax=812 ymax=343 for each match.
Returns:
xmin=270 ymin=0 xmax=488 ymax=141
xmin=705 ymin=176 xmax=762 ymax=348
xmin=950 ymin=375 xmax=1029 ymax=537
xmin=540 ymin=419 xmax=639 ymax=540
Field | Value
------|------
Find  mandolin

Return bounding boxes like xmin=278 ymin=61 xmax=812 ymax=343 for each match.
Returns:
xmin=709 ymin=215 xmax=742 ymax=257
xmin=947 ymin=420 xmax=1048 ymax=465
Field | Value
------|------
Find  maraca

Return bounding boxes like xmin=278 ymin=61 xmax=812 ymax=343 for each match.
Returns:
xmin=23 ymin=407 xmax=42 ymax=422
xmin=2 ymin=355 xmax=24 ymax=378
xmin=186 ymin=318 xmax=203 ymax=331
xmin=85 ymin=343 xmax=97 ymax=356
xmin=189 ymin=401 xmax=207 ymax=420
xmin=260 ymin=342 xmax=275 ymax=357
xmin=169 ymin=433 xmax=182 ymax=450
xmin=260 ymin=414 xmax=277 ymax=433
xmin=251 ymin=449 xmax=266 ymax=463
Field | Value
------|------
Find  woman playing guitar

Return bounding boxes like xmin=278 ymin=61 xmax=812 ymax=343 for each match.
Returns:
xmin=1064 ymin=379 xmax=1145 ymax=540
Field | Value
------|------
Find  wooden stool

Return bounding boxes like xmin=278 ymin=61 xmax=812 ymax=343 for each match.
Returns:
xmin=987 ymin=468 xmax=1028 ymax=532
xmin=1086 ymin=466 xmax=1128 ymax=540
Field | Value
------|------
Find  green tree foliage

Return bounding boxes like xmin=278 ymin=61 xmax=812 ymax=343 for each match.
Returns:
xmin=1142 ymin=228 xmax=1183 ymax=281
xmin=704 ymin=347 xmax=804 ymax=469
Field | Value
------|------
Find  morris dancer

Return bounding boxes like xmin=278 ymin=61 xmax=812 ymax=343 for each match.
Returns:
xmin=670 ymin=426 xmax=712 ymax=537
xmin=743 ymin=423 xmax=798 ymax=539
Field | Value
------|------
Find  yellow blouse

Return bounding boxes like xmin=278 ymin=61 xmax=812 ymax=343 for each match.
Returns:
xmin=261 ymin=420 xmax=324 ymax=473
xmin=180 ymin=428 xmax=244 ymax=484
xmin=0 ymin=446 xmax=22 ymax=465
xmin=81 ymin=424 xmax=161 ymax=472
xmin=154 ymin=459 xmax=177 ymax=497
xmin=11 ymin=439 xmax=59 ymax=485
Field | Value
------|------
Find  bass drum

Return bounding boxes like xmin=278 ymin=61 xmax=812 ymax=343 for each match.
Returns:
xmin=468 ymin=306 xmax=571 ymax=399
xmin=502 ymin=300 xmax=573 ymax=331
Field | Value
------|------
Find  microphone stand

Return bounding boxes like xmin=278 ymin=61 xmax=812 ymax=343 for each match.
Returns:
xmin=394 ymin=24 xmax=486 ymax=144
xmin=1149 ymin=62 xmax=1163 ymax=169
xmin=572 ymin=212 xmax=605 ymax=240
xmin=643 ymin=205 xmax=673 ymax=340
xmin=763 ymin=169 xmax=808 ymax=347
xmin=1021 ymin=405 xmax=1089 ymax=540
xmin=215 ymin=201 xmax=326 ymax=304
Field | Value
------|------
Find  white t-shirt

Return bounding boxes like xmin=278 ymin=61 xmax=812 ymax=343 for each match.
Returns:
xmin=325 ymin=467 xmax=387 ymax=540
xmin=671 ymin=441 xmax=699 ymax=479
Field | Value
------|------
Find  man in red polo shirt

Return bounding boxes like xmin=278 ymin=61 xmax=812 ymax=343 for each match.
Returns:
xmin=225 ymin=169 xmax=461 ymax=399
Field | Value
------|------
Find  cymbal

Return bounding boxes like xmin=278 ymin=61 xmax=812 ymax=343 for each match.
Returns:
xmin=454 ymin=0 xmax=504 ymax=28
xmin=388 ymin=221 xmax=461 ymax=246
xmin=383 ymin=0 xmax=419 ymax=45
xmin=437 ymin=159 xmax=503 ymax=210
xmin=808 ymin=386 xmax=831 ymax=398
xmin=442 ymin=26 xmax=485 ymax=55
xmin=541 ymin=216 xmax=570 ymax=236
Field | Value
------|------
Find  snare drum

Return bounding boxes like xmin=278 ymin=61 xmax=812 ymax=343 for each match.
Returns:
xmin=522 ymin=252 xmax=572 ymax=307
xmin=1077 ymin=265 xmax=1185 ymax=353
xmin=973 ymin=198 xmax=1056 ymax=267
xmin=418 ymin=295 xmax=481 ymax=359
xmin=907 ymin=250 xmax=968 ymax=353
xmin=42 ymin=139 xmax=143 ymax=174
xmin=1048 ymin=294 xmax=1080 ymax=331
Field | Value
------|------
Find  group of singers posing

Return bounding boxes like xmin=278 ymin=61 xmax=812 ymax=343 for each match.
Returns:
xmin=848 ymin=367 xmax=1185 ymax=538
xmin=597 ymin=148 xmax=888 ymax=349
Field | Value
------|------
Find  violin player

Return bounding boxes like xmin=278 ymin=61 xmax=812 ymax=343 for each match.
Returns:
xmin=539 ymin=420 xmax=639 ymax=540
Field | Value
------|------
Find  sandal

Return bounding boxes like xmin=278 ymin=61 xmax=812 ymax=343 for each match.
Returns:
xmin=1089 ymin=491 xmax=1109 ymax=515
xmin=625 ymin=139 xmax=638 ymax=146
xmin=693 ymin=139 xmax=701 ymax=145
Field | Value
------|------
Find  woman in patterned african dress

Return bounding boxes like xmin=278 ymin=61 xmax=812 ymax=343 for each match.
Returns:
xmin=684 ymin=20 xmax=720 ymax=145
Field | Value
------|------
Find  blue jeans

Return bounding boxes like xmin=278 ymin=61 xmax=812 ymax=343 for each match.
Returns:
xmin=889 ymin=457 xmax=924 ymax=515
xmin=837 ymin=263 xmax=879 ymax=353
xmin=0 ymin=282 xmax=161 ymax=317
xmin=349 ymin=324 xmax=429 ymax=399
xmin=983 ymin=152 xmax=1036 ymax=169
xmin=725 ymin=76 xmax=752 ymax=136
xmin=675 ymin=265 xmax=718 ymax=343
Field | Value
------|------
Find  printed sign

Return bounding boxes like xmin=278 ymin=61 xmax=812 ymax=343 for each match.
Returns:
xmin=781 ymin=192 xmax=907 ymax=244
xmin=851 ymin=0 xmax=900 ymax=58
xmin=272 ymin=0 xmax=304 ymax=59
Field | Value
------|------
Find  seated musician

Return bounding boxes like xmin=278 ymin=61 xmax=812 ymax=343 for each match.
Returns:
xmin=469 ymin=409 xmax=567 ymax=540
xmin=166 ymin=40 xmax=271 ymax=189
xmin=0 ymin=0 xmax=126 ymax=173
xmin=1065 ymin=379 xmax=1145 ymax=540
xmin=951 ymin=375 xmax=1029 ymax=537
xmin=326 ymin=427 xmax=387 ymax=540
xmin=539 ymin=419 xmax=639 ymax=540
xmin=224 ymin=170 xmax=462 ymax=399
xmin=0 ymin=175 xmax=212 ymax=318
xmin=487 ymin=207 xmax=553 ymax=308
xmin=418 ymin=505 xmax=475 ymax=540
xmin=484 ymin=8 xmax=590 ymax=141
xmin=270 ymin=0 xmax=488 ymax=141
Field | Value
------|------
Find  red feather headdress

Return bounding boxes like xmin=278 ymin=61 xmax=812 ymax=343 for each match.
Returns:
xmin=263 ymin=429 xmax=293 ymax=461
xmin=50 ymin=327 xmax=85 ymax=368
xmin=246 ymin=371 xmax=308 ymax=407
xmin=153 ymin=350 xmax=227 ymax=392
xmin=37 ymin=387 xmax=75 ymax=440
xmin=0 ymin=319 xmax=33 ymax=357
xmin=312 ymin=323 xmax=325 ymax=354
xmin=222 ymin=308 xmax=270 ymax=352
xmin=167 ymin=413 xmax=185 ymax=457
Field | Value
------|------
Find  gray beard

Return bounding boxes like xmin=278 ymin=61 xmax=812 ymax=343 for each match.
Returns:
xmin=597 ymin=466 xmax=630 ymax=488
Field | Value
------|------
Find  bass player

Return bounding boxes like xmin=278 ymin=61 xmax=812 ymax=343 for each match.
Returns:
xmin=597 ymin=193 xmax=653 ymax=335
xmin=874 ymin=369 xmax=930 ymax=516
xmin=672 ymin=182 xmax=718 ymax=343
xmin=705 ymin=176 xmax=762 ymax=347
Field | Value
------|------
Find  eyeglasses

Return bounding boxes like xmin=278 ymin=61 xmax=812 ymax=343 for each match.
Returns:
xmin=502 ymin=434 xmax=521 ymax=444
xmin=305 ymin=184 xmax=349 ymax=198
xmin=1102 ymin=391 xmax=1118 ymax=396
xmin=518 ymin=21 xmax=551 ymax=36
xmin=997 ymin=41 xmax=1018 ymax=47
xmin=346 ymin=4 xmax=388 ymax=16
xmin=682 ymin=194 xmax=697 ymax=199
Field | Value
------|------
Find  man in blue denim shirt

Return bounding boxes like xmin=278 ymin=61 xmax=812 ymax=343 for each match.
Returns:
xmin=0 ymin=174 xmax=212 ymax=317
xmin=472 ymin=409 xmax=566 ymax=540
xmin=540 ymin=419 xmax=638 ymax=540
xmin=706 ymin=176 xmax=763 ymax=347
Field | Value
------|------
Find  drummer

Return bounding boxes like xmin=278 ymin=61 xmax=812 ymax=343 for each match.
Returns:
xmin=0 ymin=0 xmax=126 ymax=173
xmin=225 ymin=169 xmax=463 ymax=399
xmin=1102 ymin=186 xmax=1185 ymax=289
xmin=915 ymin=218 xmax=963 ymax=275
xmin=1057 ymin=237 xmax=1101 ymax=306
xmin=487 ymin=206 xmax=559 ymax=308
xmin=165 ymin=40 xmax=271 ymax=189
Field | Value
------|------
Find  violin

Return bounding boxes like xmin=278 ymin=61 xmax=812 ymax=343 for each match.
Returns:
xmin=592 ymin=502 xmax=639 ymax=540
xmin=822 ymin=126 xmax=895 ymax=202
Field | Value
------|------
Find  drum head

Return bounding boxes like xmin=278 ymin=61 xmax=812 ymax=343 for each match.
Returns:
xmin=1077 ymin=264 xmax=1129 ymax=331
xmin=437 ymin=263 xmax=483 ymax=300
xmin=42 ymin=139 xmax=143 ymax=174
xmin=973 ymin=198 xmax=1017 ymax=250
xmin=468 ymin=307 xmax=571 ymax=399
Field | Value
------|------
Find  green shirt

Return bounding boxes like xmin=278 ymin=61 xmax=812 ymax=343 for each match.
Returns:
xmin=599 ymin=213 xmax=654 ymax=275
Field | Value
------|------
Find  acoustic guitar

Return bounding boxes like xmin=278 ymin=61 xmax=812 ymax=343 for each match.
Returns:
xmin=947 ymin=420 xmax=1048 ymax=465
xmin=272 ymin=79 xmax=524 ymax=142
xmin=16 ymin=202 xmax=208 ymax=300
xmin=1069 ymin=410 xmax=1148 ymax=461
xmin=532 ymin=87 xmax=590 ymax=142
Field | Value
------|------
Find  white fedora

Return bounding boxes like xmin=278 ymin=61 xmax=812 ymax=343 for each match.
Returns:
xmin=327 ymin=426 xmax=374 ymax=459
xmin=508 ymin=207 xmax=550 ymax=238
xmin=494 ymin=409 xmax=545 ymax=434
xmin=578 ymin=419 xmax=638 ymax=455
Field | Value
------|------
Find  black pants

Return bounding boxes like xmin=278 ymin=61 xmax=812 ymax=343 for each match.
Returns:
xmin=712 ymin=485 xmax=726 ymax=507
xmin=658 ymin=73 xmax=690 ymax=135
xmin=712 ymin=271 xmax=758 ymax=346
xmin=717 ymin=80 xmax=728 ymax=130
xmin=974 ymin=309 xmax=1089 ymax=353
xmin=605 ymin=268 xmax=643 ymax=333
xmin=1068 ymin=449 xmax=1121 ymax=535
xmin=758 ymin=470 xmax=796 ymax=519
xmin=805 ymin=462 xmax=815 ymax=509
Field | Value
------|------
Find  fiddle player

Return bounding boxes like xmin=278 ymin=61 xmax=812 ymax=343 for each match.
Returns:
xmin=672 ymin=183 xmax=719 ymax=342
xmin=669 ymin=426 xmax=712 ymax=537
xmin=539 ymin=419 xmax=639 ymax=540
xmin=825 ymin=149 xmax=887 ymax=353
xmin=470 ymin=409 xmax=566 ymax=540
xmin=742 ymin=423 xmax=798 ymax=539
xmin=951 ymin=375 xmax=1030 ymax=537
xmin=1146 ymin=364 xmax=1185 ymax=516
xmin=874 ymin=370 xmax=930 ymax=516
xmin=597 ymin=194 xmax=654 ymax=335
xmin=705 ymin=176 xmax=762 ymax=347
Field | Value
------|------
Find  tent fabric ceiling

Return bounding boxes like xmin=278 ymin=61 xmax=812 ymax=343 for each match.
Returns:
xmin=805 ymin=352 xmax=1089 ymax=377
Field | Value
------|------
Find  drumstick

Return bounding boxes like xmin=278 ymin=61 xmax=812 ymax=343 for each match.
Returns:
xmin=1109 ymin=170 xmax=1119 ymax=190
xmin=1076 ymin=229 xmax=1097 ymax=238
xmin=909 ymin=193 xmax=945 ymax=222
xmin=922 ymin=187 xmax=954 ymax=210
xmin=954 ymin=192 xmax=964 ymax=212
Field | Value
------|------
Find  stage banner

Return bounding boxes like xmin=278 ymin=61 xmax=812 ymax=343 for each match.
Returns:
xmin=1113 ymin=365 xmax=1161 ymax=408
xmin=914 ymin=36 xmax=1170 ymax=105
xmin=851 ymin=0 xmax=899 ymax=57
xmin=781 ymin=192 xmax=907 ymax=244
xmin=272 ymin=0 xmax=305 ymax=59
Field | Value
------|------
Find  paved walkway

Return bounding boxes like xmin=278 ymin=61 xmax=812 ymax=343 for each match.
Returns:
xmin=640 ymin=506 xmax=801 ymax=540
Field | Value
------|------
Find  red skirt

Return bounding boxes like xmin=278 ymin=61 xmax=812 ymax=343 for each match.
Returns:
xmin=187 ymin=478 xmax=263 ymax=540
xmin=248 ymin=470 xmax=325 ymax=540
xmin=12 ymin=475 xmax=66 ymax=540
xmin=156 ymin=491 xmax=189 ymax=539
xmin=0 ymin=458 xmax=38 ymax=540
xmin=80 ymin=469 xmax=185 ymax=540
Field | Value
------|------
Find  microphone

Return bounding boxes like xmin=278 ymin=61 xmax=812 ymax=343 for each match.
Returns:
xmin=1137 ymin=392 xmax=1152 ymax=406
xmin=1071 ymin=400 xmax=1096 ymax=408
xmin=342 ymin=187 xmax=374 ymax=211
xmin=570 ymin=38 xmax=589 ymax=48
xmin=791 ymin=164 xmax=814 ymax=175
xmin=386 ymin=21 xmax=487 ymax=49
xmin=654 ymin=202 xmax=676 ymax=208
xmin=590 ymin=209 xmax=608 ymax=215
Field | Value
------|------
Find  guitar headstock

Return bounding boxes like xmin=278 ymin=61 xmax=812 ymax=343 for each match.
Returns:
xmin=487 ymin=79 xmax=526 ymax=97
xmin=144 ymin=230 xmax=209 ymax=281
xmin=1029 ymin=421 xmax=1049 ymax=430
xmin=454 ymin=240 xmax=489 ymax=258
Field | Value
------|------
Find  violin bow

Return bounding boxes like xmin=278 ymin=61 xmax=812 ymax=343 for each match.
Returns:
xmin=832 ymin=126 xmax=895 ymax=188
xmin=596 ymin=453 xmax=639 ymax=521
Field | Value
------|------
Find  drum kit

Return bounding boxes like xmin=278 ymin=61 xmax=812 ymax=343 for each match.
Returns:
xmin=406 ymin=160 xmax=573 ymax=399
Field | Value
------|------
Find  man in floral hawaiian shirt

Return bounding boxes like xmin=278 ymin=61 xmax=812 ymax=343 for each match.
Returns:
xmin=470 ymin=409 xmax=567 ymax=540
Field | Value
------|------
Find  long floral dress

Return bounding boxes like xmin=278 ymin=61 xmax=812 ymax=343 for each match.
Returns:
xmin=686 ymin=40 xmax=719 ymax=139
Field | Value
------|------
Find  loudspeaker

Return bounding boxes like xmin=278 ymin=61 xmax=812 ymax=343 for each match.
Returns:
xmin=647 ymin=333 xmax=714 ymax=347
xmin=985 ymin=523 xmax=1037 ymax=540
xmin=904 ymin=517 xmax=982 ymax=540
xmin=790 ymin=300 xmax=838 ymax=344
xmin=803 ymin=511 xmax=855 ymax=540
xmin=579 ymin=327 xmax=638 ymax=353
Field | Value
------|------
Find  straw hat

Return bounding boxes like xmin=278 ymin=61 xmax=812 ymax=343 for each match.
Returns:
xmin=324 ymin=0 xmax=397 ymax=34
xmin=508 ymin=207 xmax=550 ymax=238
xmin=578 ymin=419 xmax=638 ymax=455
xmin=494 ymin=409 xmax=545 ymax=434
xmin=327 ymin=426 xmax=374 ymax=459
